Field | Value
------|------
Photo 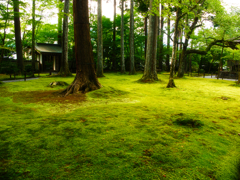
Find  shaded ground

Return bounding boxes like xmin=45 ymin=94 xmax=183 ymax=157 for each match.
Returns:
xmin=0 ymin=88 xmax=86 ymax=104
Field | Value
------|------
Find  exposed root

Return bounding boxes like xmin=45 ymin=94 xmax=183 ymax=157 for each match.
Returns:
xmin=61 ymin=79 xmax=101 ymax=97
xmin=167 ymin=78 xmax=176 ymax=88
xmin=140 ymin=74 xmax=158 ymax=82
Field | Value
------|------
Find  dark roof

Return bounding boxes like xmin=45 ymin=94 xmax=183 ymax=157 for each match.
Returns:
xmin=35 ymin=43 xmax=62 ymax=54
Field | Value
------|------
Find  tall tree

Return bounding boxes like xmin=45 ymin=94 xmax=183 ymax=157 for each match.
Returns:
xmin=31 ymin=0 xmax=35 ymax=75
xmin=13 ymin=0 xmax=24 ymax=74
xmin=0 ymin=0 xmax=10 ymax=63
xmin=120 ymin=0 xmax=125 ymax=73
xmin=166 ymin=6 xmax=171 ymax=71
xmin=140 ymin=0 xmax=158 ymax=81
xmin=158 ymin=4 xmax=164 ymax=70
xmin=59 ymin=0 xmax=72 ymax=76
xmin=96 ymin=0 xmax=104 ymax=77
xmin=62 ymin=0 xmax=101 ymax=96
xmin=167 ymin=5 xmax=180 ymax=88
xmin=112 ymin=0 xmax=117 ymax=71
xmin=129 ymin=0 xmax=135 ymax=75
xmin=58 ymin=0 xmax=63 ymax=46
xmin=177 ymin=0 xmax=205 ymax=78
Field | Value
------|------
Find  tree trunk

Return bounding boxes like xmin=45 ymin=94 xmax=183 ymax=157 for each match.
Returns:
xmin=121 ymin=0 xmax=125 ymax=74
xmin=112 ymin=0 xmax=117 ymax=71
xmin=58 ymin=0 xmax=63 ymax=46
xmin=32 ymin=0 xmax=35 ymax=75
xmin=167 ymin=6 xmax=180 ymax=88
xmin=144 ymin=16 xmax=148 ymax=59
xmin=140 ymin=0 xmax=158 ymax=82
xmin=0 ymin=0 xmax=10 ymax=64
xmin=59 ymin=0 xmax=72 ymax=76
xmin=166 ymin=9 xmax=170 ymax=72
xmin=129 ymin=0 xmax=135 ymax=75
xmin=218 ymin=39 xmax=224 ymax=79
xmin=62 ymin=0 xmax=101 ymax=96
xmin=158 ymin=4 xmax=164 ymax=70
xmin=96 ymin=0 xmax=104 ymax=77
xmin=13 ymin=0 xmax=24 ymax=74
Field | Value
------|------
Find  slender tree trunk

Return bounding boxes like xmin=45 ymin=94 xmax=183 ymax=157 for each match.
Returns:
xmin=112 ymin=0 xmax=117 ymax=71
xmin=0 ymin=0 xmax=10 ymax=64
xmin=31 ymin=0 xmax=36 ymax=75
xmin=62 ymin=0 xmax=101 ymax=96
xmin=129 ymin=0 xmax=135 ymax=75
xmin=96 ymin=0 xmax=104 ymax=77
xmin=140 ymin=0 xmax=158 ymax=81
xmin=166 ymin=9 xmax=170 ymax=72
xmin=13 ymin=0 xmax=24 ymax=74
xmin=144 ymin=16 xmax=148 ymax=59
xmin=121 ymin=0 xmax=125 ymax=73
xmin=218 ymin=40 xmax=224 ymax=79
xmin=59 ymin=0 xmax=72 ymax=76
xmin=167 ymin=6 xmax=180 ymax=88
xmin=58 ymin=0 xmax=63 ymax=46
xmin=159 ymin=4 xmax=164 ymax=71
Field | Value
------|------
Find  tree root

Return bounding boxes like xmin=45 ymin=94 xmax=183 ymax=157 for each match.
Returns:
xmin=167 ymin=78 xmax=176 ymax=88
xmin=61 ymin=79 xmax=101 ymax=97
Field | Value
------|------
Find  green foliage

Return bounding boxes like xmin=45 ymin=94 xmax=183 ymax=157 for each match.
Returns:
xmin=0 ymin=61 xmax=19 ymax=75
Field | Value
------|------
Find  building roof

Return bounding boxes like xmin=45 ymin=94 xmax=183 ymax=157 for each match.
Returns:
xmin=35 ymin=43 xmax=62 ymax=54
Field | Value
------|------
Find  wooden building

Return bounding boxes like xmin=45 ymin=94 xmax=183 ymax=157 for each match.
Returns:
xmin=35 ymin=43 xmax=62 ymax=72
xmin=227 ymin=60 xmax=240 ymax=72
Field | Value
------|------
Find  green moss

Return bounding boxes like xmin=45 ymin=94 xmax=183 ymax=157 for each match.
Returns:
xmin=0 ymin=73 xmax=240 ymax=179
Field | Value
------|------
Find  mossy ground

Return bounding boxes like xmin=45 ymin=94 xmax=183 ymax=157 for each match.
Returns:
xmin=0 ymin=72 xmax=240 ymax=179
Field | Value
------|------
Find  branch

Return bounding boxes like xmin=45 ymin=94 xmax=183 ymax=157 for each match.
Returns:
xmin=186 ymin=38 xmax=240 ymax=55
xmin=163 ymin=31 xmax=173 ymax=42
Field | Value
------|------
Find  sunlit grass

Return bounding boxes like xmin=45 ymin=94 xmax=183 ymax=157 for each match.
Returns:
xmin=0 ymin=72 xmax=240 ymax=179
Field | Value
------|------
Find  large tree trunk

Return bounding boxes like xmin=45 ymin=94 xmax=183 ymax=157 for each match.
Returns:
xmin=158 ymin=4 xmax=164 ymax=70
xmin=96 ymin=0 xmax=104 ymax=77
xmin=166 ymin=9 xmax=170 ymax=72
xmin=59 ymin=0 xmax=72 ymax=76
xmin=140 ymin=0 xmax=158 ymax=82
xmin=62 ymin=0 xmax=101 ymax=96
xmin=112 ymin=0 xmax=117 ymax=71
xmin=58 ymin=0 xmax=63 ymax=46
xmin=167 ymin=6 xmax=180 ymax=88
xmin=129 ymin=0 xmax=135 ymax=75
xmin=13 ymin=0 xmax=24 ymax=74
xmin=121 ymin=0 xmax=125 ymax=74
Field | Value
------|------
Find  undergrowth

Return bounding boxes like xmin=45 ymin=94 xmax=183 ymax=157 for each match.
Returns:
xmin=0 ymin=73 xmax=240 ymax=180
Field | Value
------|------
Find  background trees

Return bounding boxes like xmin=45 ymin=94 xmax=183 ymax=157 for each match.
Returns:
xmin=0 ymin=0 xmax=239 ymax=84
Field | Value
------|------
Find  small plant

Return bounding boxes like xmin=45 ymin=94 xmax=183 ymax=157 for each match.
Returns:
xmin=173 ymin=114 xmax=204 ymax=128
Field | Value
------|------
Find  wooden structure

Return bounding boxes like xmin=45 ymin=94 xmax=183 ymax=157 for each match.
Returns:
xmin=35 ymin=43 xmax=62 ymax=72
xmin=220 ymin=60 xmax=239 ymax=79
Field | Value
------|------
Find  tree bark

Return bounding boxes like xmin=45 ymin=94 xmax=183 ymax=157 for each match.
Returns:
xmin=62 ymin=0 xmax=101 ymax=96
xmin=159 ymin=4 xmax=164 ymax=70
xmin=59 ymin=0 xmax=72 ymax=76
xmin=144 ymin=16 xmax=148 ymax=59
xmin=31 ymin=0 xmax=35 ymax=75
xmin=166 ymin=9 xmax=170 ymax=72
xmin=0 ymin=0 xmax=10 ymax=64
xmin=96 ymin=0 xmax=104 ymax=77
xmin=112 ymin=0 xmax=117 ymax=71
xmin=140 ymin=0 xmax=158 ymax=82
xmin=58 ymin=0 xmax=63 ymax=46
xmin=167 ymin=6 xmax=180 ymax=88
xmin=13 ymin=0 xmax=24 ymax=74
xmin=129 ymin=0 xmax=135 ymax=75
xmin=121 ymin=0 xmax=125 ymax=74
